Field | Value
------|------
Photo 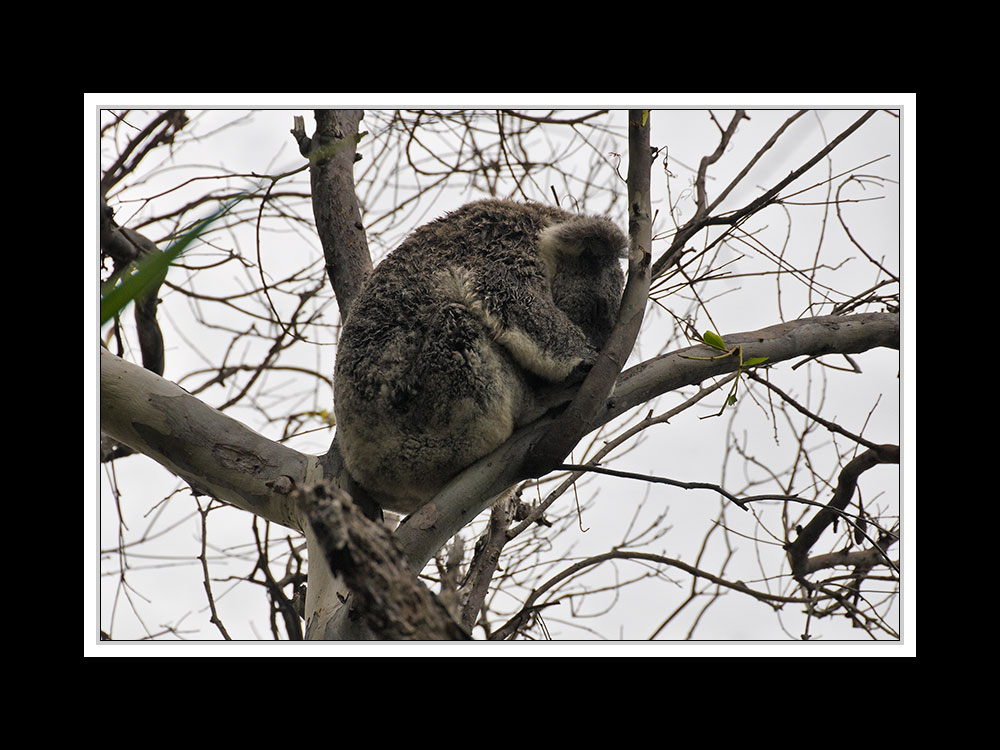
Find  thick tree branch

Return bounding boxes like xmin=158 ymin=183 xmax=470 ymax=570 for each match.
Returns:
xmin=603 ymin=312 xmax=899 ymax=427
xmin=100 ymin=348 xmax=320 ymax=530
xmin=804 ymin=546 xmax=898 ymax=575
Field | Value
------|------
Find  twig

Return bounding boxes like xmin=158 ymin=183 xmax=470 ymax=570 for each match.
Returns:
xmin=196 ymin=500 xmax=231 ymax=640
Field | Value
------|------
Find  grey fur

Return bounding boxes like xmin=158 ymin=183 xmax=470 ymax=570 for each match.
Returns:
xmin=333 ymin=199 xmax=628 ymax=513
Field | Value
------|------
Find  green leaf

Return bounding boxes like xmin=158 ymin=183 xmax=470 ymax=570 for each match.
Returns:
xmin=743 ymin=356 xmax=769 ymax=367
xmin=702 ymin=330 xmax=727 ymax=351
xmin=100 ymin=195 xmax=244 ymax=326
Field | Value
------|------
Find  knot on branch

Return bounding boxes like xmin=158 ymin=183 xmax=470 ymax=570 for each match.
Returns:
xmin=291 ymin=112 xmax=364 ymax=165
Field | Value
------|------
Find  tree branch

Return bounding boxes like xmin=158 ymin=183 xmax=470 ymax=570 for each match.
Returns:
xmin=458 ymin=492 xmax=517 ymax=631
xmin=745 ymin=370 xmax=891 ymax=454
xmin=696 ymin=110 xmax=748 ymax=214
xmin=99 ymin=348 xmax=320 ymax=530
xmin=785 ymin=445 xmax=900 ymax=585
xmin=101 ymin=110 xmax=189 ymax=195
xmin=489 ymin=549 xmax=809 ymax=641
xmin=293 ymin=110 xmax=372 ymax=319
xmin=804 ymin=546 xmax=898 ymax=575
xmin=100 ymin=201 xmax=166 ymax=376
xmin=296 ymin=480 xmax=469 ymax=640
xmin=601 ymin=312 xmax=898 ymax=427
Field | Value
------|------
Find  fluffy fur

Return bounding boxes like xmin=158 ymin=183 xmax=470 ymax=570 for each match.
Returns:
xmin=333 ymin=199 xmax=627 ymax=513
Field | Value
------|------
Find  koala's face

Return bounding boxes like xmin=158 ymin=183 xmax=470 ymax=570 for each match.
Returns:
xmin=550 ymin=255 xmax=625 ymax=349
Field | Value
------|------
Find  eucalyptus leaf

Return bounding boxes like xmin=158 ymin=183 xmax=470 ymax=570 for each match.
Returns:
xmin=702 ymin=331 xmax=727 ymax=350
xmin=101 ymin=195 xmax=244 ymax=326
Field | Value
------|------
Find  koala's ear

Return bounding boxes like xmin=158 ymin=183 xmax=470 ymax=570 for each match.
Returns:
xmin=538 ymin=216 xmax=628 ymax=264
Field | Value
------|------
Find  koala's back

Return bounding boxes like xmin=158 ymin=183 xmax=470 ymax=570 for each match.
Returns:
xmin=333 ymin=199 xmax=626 ymax=514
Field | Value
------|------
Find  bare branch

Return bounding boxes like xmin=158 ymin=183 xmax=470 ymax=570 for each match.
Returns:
xmin=745 ymin=370 xmax=890 ymax=454
xmin=696 ymin=110 xmax=749 ymax=213
xmin=490 ymin=549 xmax=809 ymax=641
xmin=652 ymin=109 xmax=879 ymax=278
xmin=101 ymin=110 xmax=189 ymax=195
xmin=196 ymin=500 xmax=232 ymax=640
xmin=785 ymin=445 xmax=900 ymax=585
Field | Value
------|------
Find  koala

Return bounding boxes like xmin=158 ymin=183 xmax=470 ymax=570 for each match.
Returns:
xmin=333 ymin=198 xmax=628 ymax=514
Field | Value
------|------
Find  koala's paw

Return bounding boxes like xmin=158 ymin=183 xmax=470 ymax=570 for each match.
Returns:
xmin=567 ymin=356 xmax=596 ymax=385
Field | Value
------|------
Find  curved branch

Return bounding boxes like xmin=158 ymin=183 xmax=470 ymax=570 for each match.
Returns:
xmin=785 ymin=444 xmax=900 ymax=584
xmin=489 ymin=549 xmax=810 ymax=641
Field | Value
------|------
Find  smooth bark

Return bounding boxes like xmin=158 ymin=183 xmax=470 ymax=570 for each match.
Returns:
xmin=100 ymin=347 xmax=319 ymax=531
